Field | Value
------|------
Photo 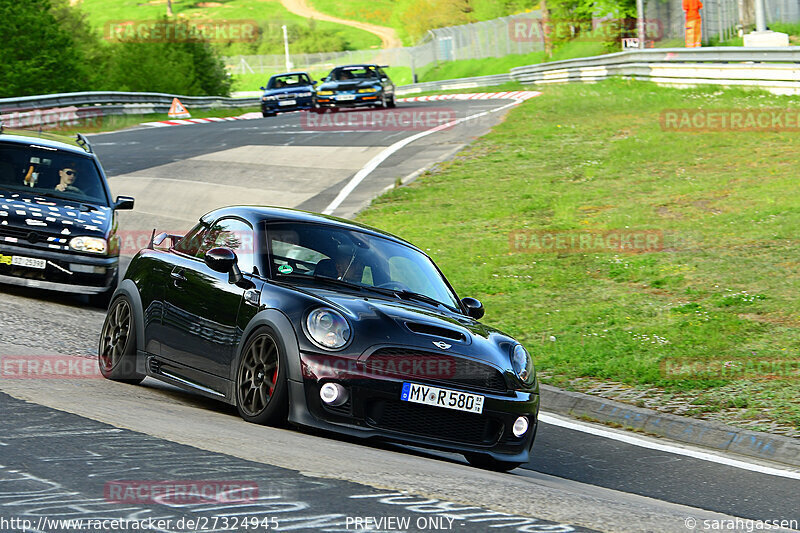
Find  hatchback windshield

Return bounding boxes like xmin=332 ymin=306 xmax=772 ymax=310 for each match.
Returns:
xmin=268 ymin=223 xmax=460 ymax=310
xmin=328 ymin=67 xmax=380 ymax=81
xmin=0 ymin=142 xmax=108 ymax=205
xmin=268 ymin=74 xmax=311 ymax=89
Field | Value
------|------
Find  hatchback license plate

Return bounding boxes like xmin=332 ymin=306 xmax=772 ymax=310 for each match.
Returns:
xmin=12 ymin=256 xmax=46 ymax=269
xmin=279 ymin=99 xmax=296 ymax=106
xmin=336 ymin=94 xmax=356 ymax=101
xmin=401 ymin=382 xmax=484 ymax=414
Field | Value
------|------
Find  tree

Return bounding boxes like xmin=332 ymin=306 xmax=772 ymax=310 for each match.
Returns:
xmin=0 ymin=0 xmax=88 ymax=97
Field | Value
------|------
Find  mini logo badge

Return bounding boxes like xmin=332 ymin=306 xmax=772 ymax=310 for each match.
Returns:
xmin=432 ymin=341 xmax=451 ymax=350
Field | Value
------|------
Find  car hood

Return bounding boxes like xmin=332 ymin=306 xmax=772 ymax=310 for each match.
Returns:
xmin=290 ymin=285 xmax=520 ymax=372
xmin=318 ymin=80 xmax=382 ymax=92
xmin=262 ymin=86 xmax=314 ymax=96
xmin=0 ymin=188 xmax=112 ymax=239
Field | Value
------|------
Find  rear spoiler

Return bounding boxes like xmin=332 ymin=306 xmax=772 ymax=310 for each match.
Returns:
xmin=149 ymin=231 xmax=183 ymax=248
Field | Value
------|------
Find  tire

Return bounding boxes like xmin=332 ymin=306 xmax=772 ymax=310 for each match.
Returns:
xmin=262 ymin=110 xmax=275 ymax=117
xmin=378 ymin=93 xmax=388 ymax=109
xmin=464 ymin=453 xmax=523 ymax=472
xmin=98 ymin=296 xmax=144 ymax=384
xmin=387 ymin=94 xmax=396 ymax=108
xmin=235 ymin=327 xmax=288 ymax=426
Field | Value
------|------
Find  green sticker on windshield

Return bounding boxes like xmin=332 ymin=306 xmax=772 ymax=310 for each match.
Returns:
xmin=278 ymin=264 xmax=293 ymax=274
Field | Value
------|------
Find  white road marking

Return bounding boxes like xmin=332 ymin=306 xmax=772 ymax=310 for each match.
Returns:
xmin=538 ymin=412 xmax=800 ymax=480
xmin=322 ymin=97 xmax=533 ymax=215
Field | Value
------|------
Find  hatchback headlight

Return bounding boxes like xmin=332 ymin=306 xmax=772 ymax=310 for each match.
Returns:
xmin=262 ymin=96 xmax=277 ymax=101
xmin=358 ymin=87 xmax=378 ymax=93
xmin=511 ymin=344 xmax=533 ymax=383
xmin=317 ymin=90 xmax=334 ymax=96
xmin=69 ymin=236 xmax=107 ymax=254
xmin=306 ymin=308 xmax=351 ymax=350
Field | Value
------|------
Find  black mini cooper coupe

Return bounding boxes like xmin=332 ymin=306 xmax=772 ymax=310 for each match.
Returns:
xmin=100 ymin=207 xmax=538 ymax=471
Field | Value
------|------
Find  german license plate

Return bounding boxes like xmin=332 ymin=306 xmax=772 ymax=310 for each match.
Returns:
xmin=11 ymin=255 xmax=46 ymax=269
xmin=279 ymin=99 xmax=296 ymax=106
xmin=336 ymin=94 xmax=356 ymax=101
xmin=401 ymin=382 xmax=484 ymax=414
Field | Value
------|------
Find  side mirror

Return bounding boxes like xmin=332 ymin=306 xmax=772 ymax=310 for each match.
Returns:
xmin=114 ymin=196 xmax=134 ymax=210
xmin=260 ymin=86 xmax=266 ymax=90
xmin=461 ymin=297 xmax=484 ymax=320
xmin=312 ymin=80 xmax=317 ymax=86
xmin=205 ymin=247 xmax=242 ymax=284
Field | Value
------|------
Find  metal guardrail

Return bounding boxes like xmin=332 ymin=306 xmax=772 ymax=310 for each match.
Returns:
xmin=396 ymin=73 xmax=513 ymax=95
xmin=511 ymin=47 xmax=800 ymax=86
xmin=3 ymin=47 xmax=800 ymax=122
xmin=0 ymin=91 xmax=260 ymax=113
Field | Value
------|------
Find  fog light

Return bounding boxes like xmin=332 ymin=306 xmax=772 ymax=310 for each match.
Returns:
xmin=320 ymin=383 xmax=348 ymax=406
xmin=512 ymin=416 xmax=529 ymax=437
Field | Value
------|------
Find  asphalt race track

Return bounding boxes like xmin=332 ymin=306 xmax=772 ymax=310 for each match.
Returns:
xmin=0 ymin=99 xmax=798 ymax=533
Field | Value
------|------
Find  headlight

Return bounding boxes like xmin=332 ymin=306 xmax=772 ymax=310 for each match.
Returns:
xmin=262 ymin=96 xmax=276 ymax=101
xmin=306 ymin=308 xmax=351 ymax=350
xmin=69 ymin=236 xmax=107 ymax=254
xmin=297 ymin=92 xmax=313 ymax=97
xmin=511 ymin=344 xmax=533 ymax=383
xmin=317 ymin=90 xmax=334 ymax=96
xmin=358 ymin=87 xmax=378 ymax=93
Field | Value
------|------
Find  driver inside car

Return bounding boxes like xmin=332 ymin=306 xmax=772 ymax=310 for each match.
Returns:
xmin=55 ymin=163 xmax=82 ymax=194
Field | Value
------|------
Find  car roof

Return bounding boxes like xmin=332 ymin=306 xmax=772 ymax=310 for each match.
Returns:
xmin=0 ymin=129 xmax=93 ymax=156
xmin=201 ymin=206 xmax=421 ymax=251
xmin=269 ymin=72 xmax=311 ymax=78
xmin=334 ymin=64 xmax=380 ymax=70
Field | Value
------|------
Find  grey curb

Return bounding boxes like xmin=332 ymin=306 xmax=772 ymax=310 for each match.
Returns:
xmin=539 ymin=384 xmax=800 ymax=467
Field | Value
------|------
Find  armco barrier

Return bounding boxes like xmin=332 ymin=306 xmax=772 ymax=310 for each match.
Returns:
xmin=510 ymin=47 xmax=800 ymax=94
xmin=3 ymin=47 xmax=800 ymax=122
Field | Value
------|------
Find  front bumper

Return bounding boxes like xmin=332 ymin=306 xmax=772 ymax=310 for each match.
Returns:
xmin=261 ymin=96 xmax=315 ymax=114
xmin=316 ymin=93 xmax=382 ymax=108
xmin=290 ymin=350 xmax=539 ymax=461
xmin=0 ymin=242 xmax=117 ymax=294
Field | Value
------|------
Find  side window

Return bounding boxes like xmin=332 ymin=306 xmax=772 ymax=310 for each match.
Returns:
xmin=197 ymin=218 xmax=256 ymax=273
xmin=174 ymin=222 xmax=207 ymax=256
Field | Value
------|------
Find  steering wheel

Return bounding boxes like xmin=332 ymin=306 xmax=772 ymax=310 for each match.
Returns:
xmin=377 ymin=281 xmax=410 ymax=291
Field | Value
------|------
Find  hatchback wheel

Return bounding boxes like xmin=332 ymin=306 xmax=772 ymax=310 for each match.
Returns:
xmin=236 ymin=328 xmax=288 ymax=425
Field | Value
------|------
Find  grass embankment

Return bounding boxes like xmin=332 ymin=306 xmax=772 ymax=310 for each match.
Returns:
xmin=357 ymin=79 xmax=800 ymax=433
xmin=78 ymin=0 xmax=381 ymax=52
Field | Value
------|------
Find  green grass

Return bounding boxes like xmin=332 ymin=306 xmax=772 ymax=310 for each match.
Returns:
xmin=308 ymin=0 xmax=537 ymax=45
xmin=356 ymin=79 xmax=800 ymax=431
xmin=78 ymin=0 xmax=381 ymax=52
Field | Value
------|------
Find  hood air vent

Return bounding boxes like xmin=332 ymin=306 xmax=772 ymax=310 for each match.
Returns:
xmin=405 ymin=322 xmax=466 ymax=342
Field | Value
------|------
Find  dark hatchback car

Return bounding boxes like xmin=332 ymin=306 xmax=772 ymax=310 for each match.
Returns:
xmin=0 ymin=128 xmax=134 ymax=306
xmin=100 ymin=207 xmax=538 ymax=471
xmin=316 ymin=64 xmax=396 ymax=111
xmin=260 ymin=72 xmax=317 ymax=117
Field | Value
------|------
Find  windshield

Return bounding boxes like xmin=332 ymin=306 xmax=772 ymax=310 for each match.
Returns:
xmin=267 ymin=223 xmax=460 ymax=311
xmin=268 ymin=73 xmax=311 ymax=89
xmin=327 ymin=67 xmax=380 ymax=82
xmin=0 ymin=142 xmax=108 ymax=205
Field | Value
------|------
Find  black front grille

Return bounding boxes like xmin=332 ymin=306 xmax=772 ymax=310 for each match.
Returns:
xmin=0 ymin=226 xmax=67 ymax=249
xmin=365 ymin=348 xmax=507 ymax=392
xmin=366 ymin=399 xmax=502 ymax=445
